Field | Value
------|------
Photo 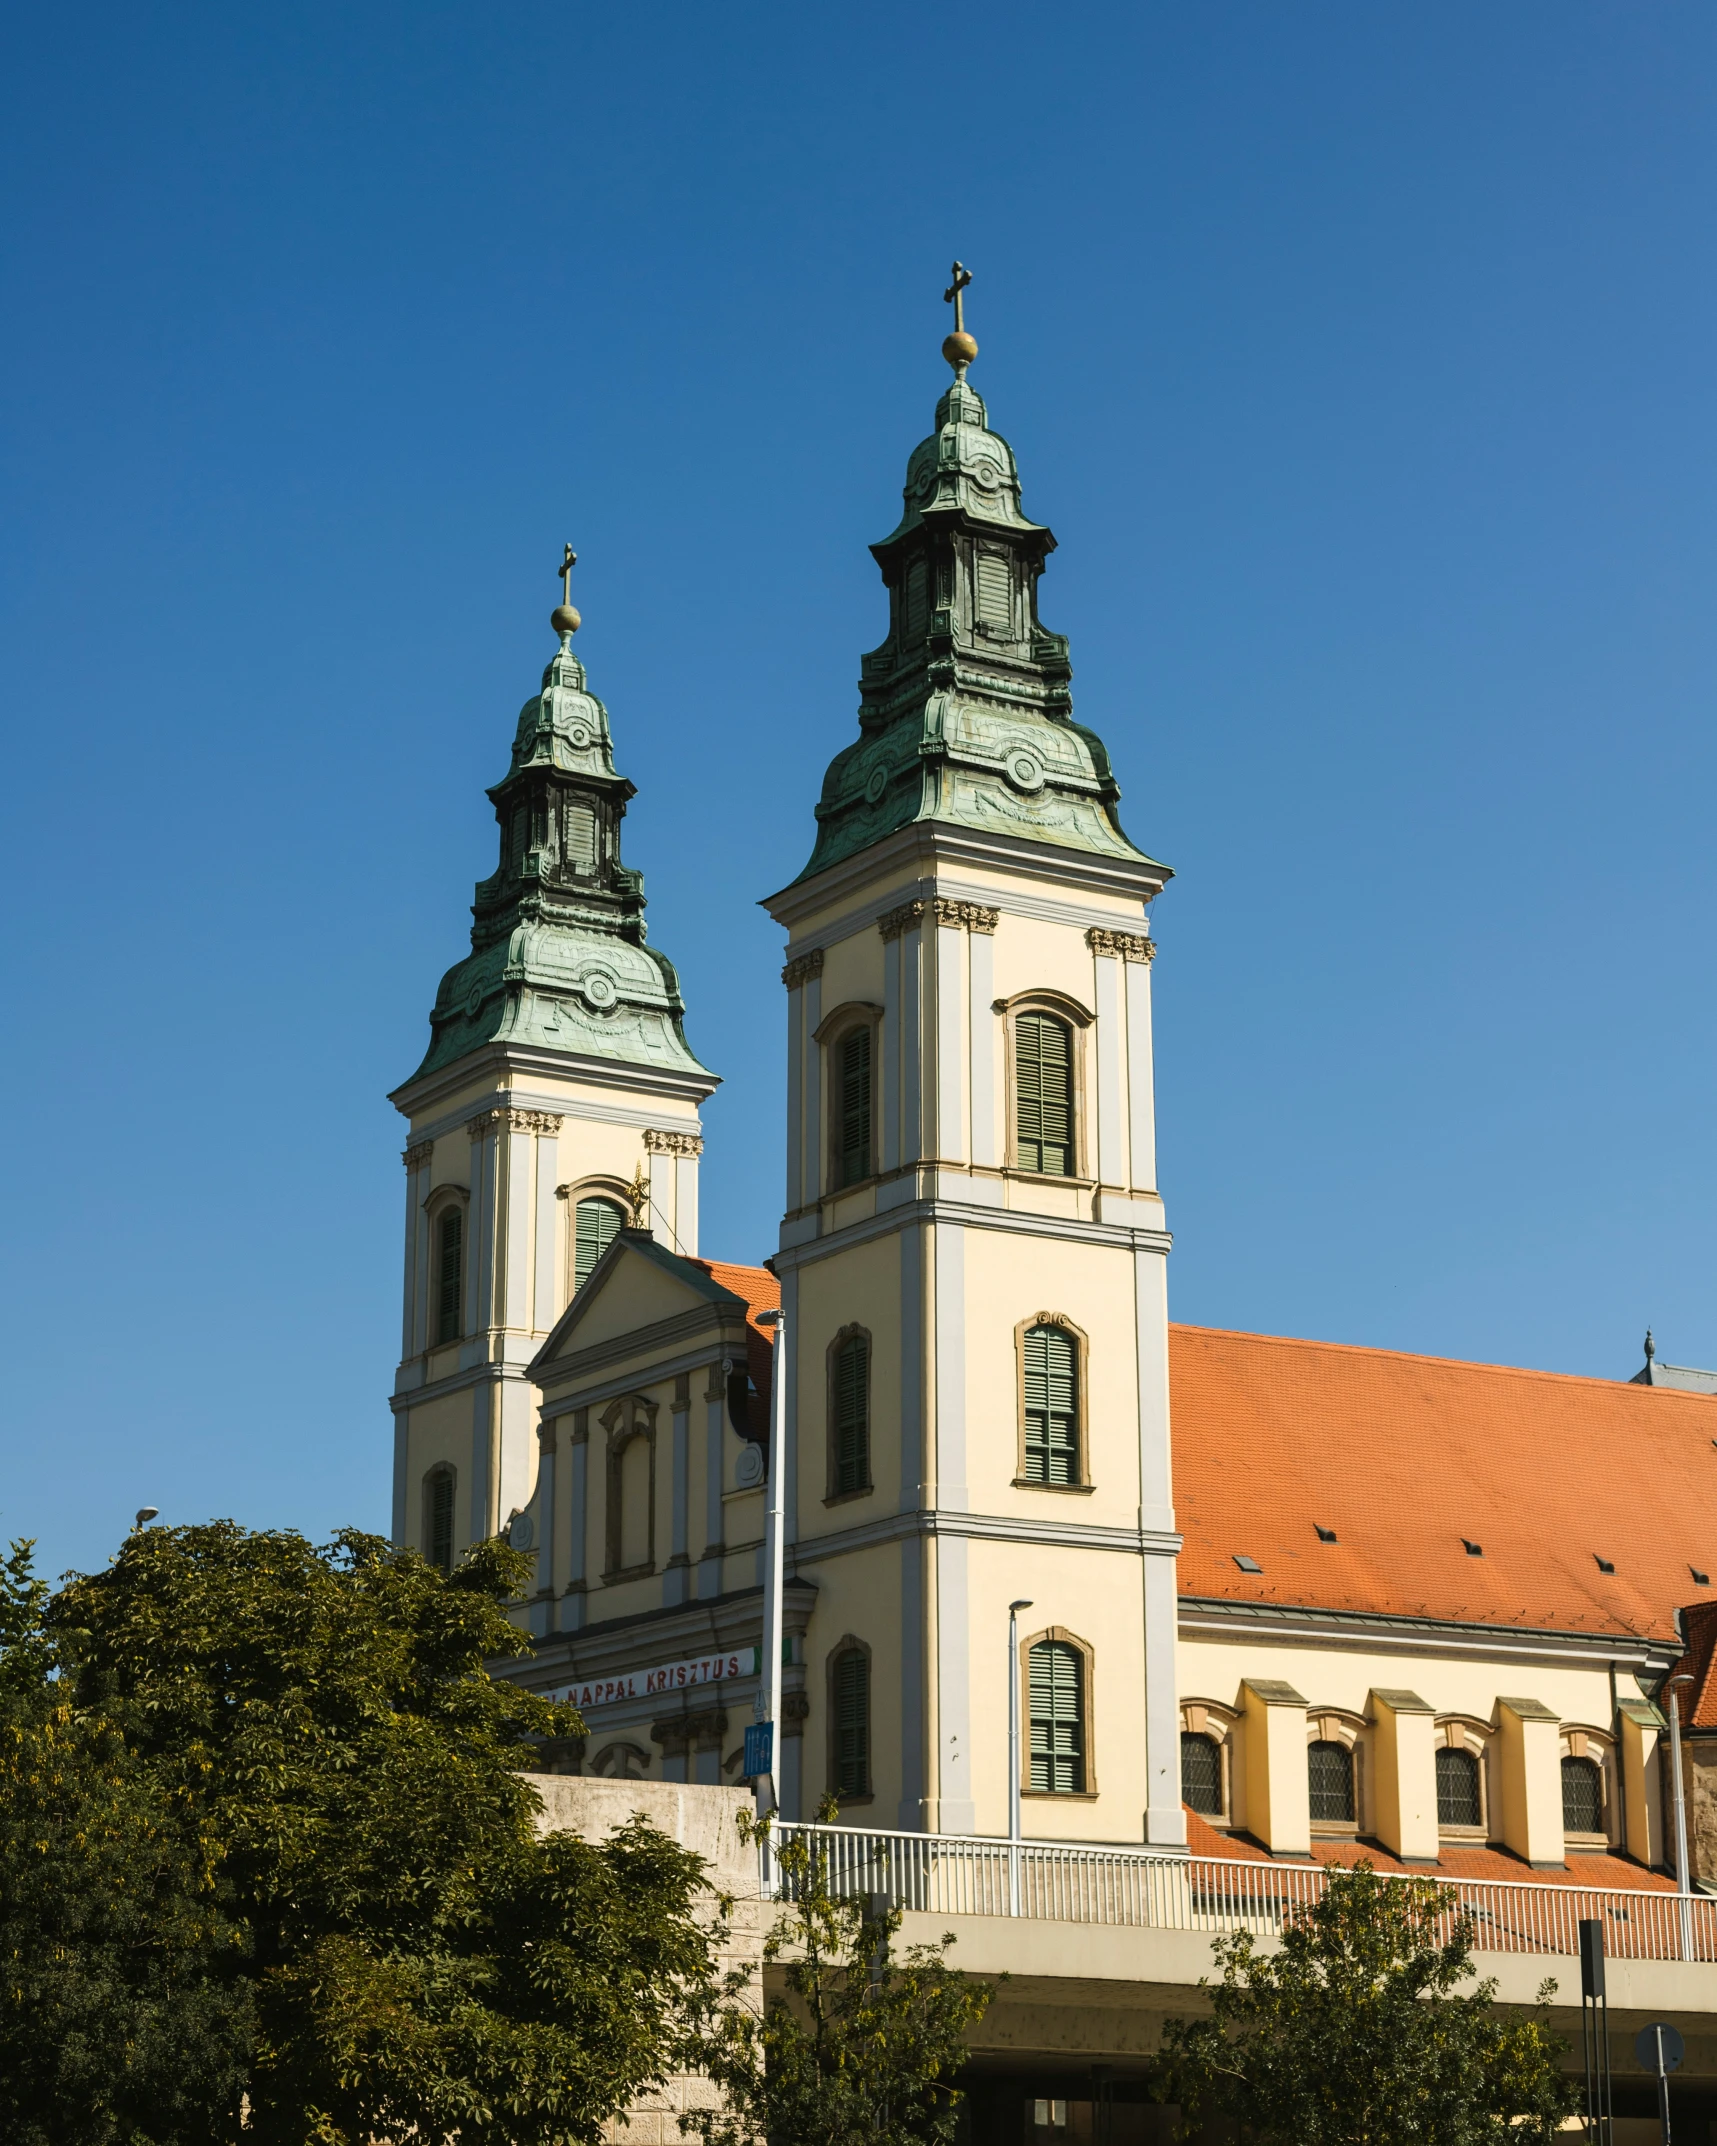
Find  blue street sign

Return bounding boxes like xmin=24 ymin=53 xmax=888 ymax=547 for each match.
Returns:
xmin=744 ymin=1721 xmax=774 ymax=1780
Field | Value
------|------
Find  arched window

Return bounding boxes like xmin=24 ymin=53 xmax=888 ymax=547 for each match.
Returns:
xmin=1436 ymin=1746 xmax=1482 ymax=1829
xmin=832 ymin=1645 xmax=870 ymax=1798
xmin=837 ymin=1027 xmax=873 ymax=1187
xmin=1028 ymin=1639 xmax=1086 ymax=1794
xmin=574 ymin=1196 xmax=625 ymax=1290
xmin=1562 ymin=1755 xmax=1604 ymax=1835
xmin=1023 ymin=1323 xmax=1079 ymax=1485
xmin=1016 ymin=1012 xmax=1074 ymax=1176
xmin=1181 ymin=1731 xmax=1222 ymax=1816
xmin=831 ymin=1330 xmax=870 ymax=1497
xmin=436 ymin=1209 xmax=464 ymax=1344
xmin=423 ymin=1465 xmax=455 ymax=1575
xmin=1307 ymin=1739 xmax=1354 ymax=1823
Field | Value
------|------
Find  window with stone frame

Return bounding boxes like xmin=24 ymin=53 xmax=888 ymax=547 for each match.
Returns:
xmin=1436 ymin=1745 xmax=1483 ymax=1829
xmin=436 ymin=1208 xmax=464 ymax=1344
xmin=1181 ymin=1731 xmax=1222 ymax=1816
xmin=574 ymin=1196 xmax=625 ymax=1290
xmin=1015 ymin=1011 xmax=1075 ymax=1176
xmin=830 ymin=1329 xmax=871 ymax=1497
xmin=1308 ymin=1739 xmax=1355 ymax=1824
xmin=1028 ymin=1638 xmax=1087 ymax=1794
xmin=836 ymin=1026 xmax=873 ymax=1187
xmin=1022 ymin=1322 xmax=1080 ymax=1485
xmin=832 ymin=1644 xmax=870 ymax=1798
xmin=1562 ymin=1754 xmax=1604 ymax=1836
xmin=423 ymin=1465 xmax=455 ymax=1575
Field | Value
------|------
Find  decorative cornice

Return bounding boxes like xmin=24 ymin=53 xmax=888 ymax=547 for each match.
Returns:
xmin=643 ymin=1128 xmax=704 ymax=1158
xmin=877 ymin=900 xmax=925 ymax=942
xmin=466 ymin=1107 xmax=562 ymax=1139
xmin=781 ymin=949 xmax=826 ymax=990
xmin=879 ymin=896 xmax=998 ymax=940
xmin=402 ymin=1140 xmax=435 ymax=1170
xmin=1086 ymin=926 xmax=1155 ymax=962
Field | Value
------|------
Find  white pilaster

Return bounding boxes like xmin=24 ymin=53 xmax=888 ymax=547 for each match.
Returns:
xmin=967 ymin=921 xmax=997 ymax=1168
xmin=932 ymin=914 xmax=965 ymax=1162
xmin=1125 ymin=942 xmax=1158 ymax=1191
xmin=668 ymin=1374 xmax=690 ymax=1606
xmin=1092 ymin=947 xmax=1124 ymax=1187
xmin=502 ymin=1114 xmax=532 ymax=1329
xmin=785 ymin=978 xmax=805 ymax=1210
xmin=803 ymin=964 xmax=824 ymax=1197
xmin=401 ymin=1142 xmax=432 ymax=1356
xmin=901 ymin=922 xmax=923 ymax=1163
xmin=532 ymin=1121 xmax=561 ymax=1331
xmin=701 ymin=1365 xmax=725 ymax=1597
xmin=882 ymin=930 xmax=902 ymax=1171
xmin=675 ymin=1152 xmax=699 ymax=1257
xmin=565 ymin=1415 xmax=589 ymax=1631
xmin=534 ymin=1423 xmax=557 ymax=1622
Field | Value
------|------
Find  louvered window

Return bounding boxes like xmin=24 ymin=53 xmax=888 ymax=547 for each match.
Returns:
xmin=436 ymin=1210 xmax=463 ymax=1344
xmin=566 ymin=803 xmax=596 ymax=870
xmin=1181 ymin=1732 xmax=1222 ymax=1816
xmin=425 ymin=1467 xmax=455 ymax=1575
xmin=903 ymin=557 xmax=928 ymax=638
xmin=574 ymin=1197 xmax=624 ymax=1290
xmin=1015 ymin=1014 xmax=1074 ymax=1176
xmin=1023 ymin=1324 xmax=1079 ymax=1485
xmin=977 ymin=551 xmax=1012 ymax=628
xmin=833 ymin=1647 xmax=870 ymax=1797
xmin=1436 ymin=1746 xmax=1481 ymax=1829
xmin=1028 ymin=1639 xmax=1086 ymax=1794
xmin=1308 ymin=1740 xmax=1355 ymax=1824
xmin=832 ymin=1333 xmax=870 ymax=1495
xmin=1562 ymin=1755 xmax=1603 ymax=1834
xmin=837 ymin=1027 xmax=872 ymax=1187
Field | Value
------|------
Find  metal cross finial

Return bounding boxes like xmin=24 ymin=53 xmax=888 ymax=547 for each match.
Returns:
xmin=943 ymin=260 xmax=972 ymax=335
xmin=559 ymin=543 xmax=577 ymax=606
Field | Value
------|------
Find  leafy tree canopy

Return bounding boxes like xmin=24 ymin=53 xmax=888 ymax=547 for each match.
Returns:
xmin=1152 ymin=1861 xmax=1578 ymax=2146
xmin=687 ymin=1802 xmax=993 ymax=2146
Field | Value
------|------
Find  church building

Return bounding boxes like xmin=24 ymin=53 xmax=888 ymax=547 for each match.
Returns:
xmin=388 ymin=292 xmax=1717 ymax=1888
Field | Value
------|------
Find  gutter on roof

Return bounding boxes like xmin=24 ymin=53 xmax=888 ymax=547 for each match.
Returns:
xmin=1179 ymin=1595 xmax=1675 ymax=1669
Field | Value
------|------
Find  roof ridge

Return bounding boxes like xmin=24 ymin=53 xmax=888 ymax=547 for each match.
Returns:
xmin=1169 ymin=1322 xmax=1714 ymax=1400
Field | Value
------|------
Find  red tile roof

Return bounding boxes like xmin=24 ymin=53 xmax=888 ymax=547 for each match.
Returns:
xmin=688 ymin=1258 xmax=779 ymax=1417
xmin=1171 ymin=1324 xmax=1717 ymax=1644
xmin=1182 ymin=1809 xmax=1675 ymax=1889
xmin=1660 ymin=1600 xmax=1717 ymax=1729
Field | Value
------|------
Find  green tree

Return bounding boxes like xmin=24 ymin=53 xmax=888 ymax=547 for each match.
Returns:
xmin=0 ymin=1539 xmax=252 ymax=2146
xmin=1152 ymin=1861 xmax=1578 ymax=2146
xmin=33 ymin=1520 xmax=724 ymax=2145
xmin=686 ymin=1802 xmax=993 ymax=2146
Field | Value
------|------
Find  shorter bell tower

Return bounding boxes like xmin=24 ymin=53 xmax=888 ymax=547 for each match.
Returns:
xmin=388 ymin=555 xmax=718 ymax=1578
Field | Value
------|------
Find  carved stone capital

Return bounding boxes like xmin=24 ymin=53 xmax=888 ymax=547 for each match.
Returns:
xmin=513 ymin=1110 xmax=564 ymax=1135
xmin=643 ymin=1127 xmax=704 ymax=1157
xmin=781 ymin=948 xmax=826 ymax=990
xmin=1085 ymin=926 xmax=1155 ymax=963
xmin=402 ymin=1140 xmax=434 ymax=1170
xmin=537 ymin=1421 xmax=559 ymax=1455
xmin=877 ymin=900 xmax=926 ymax=942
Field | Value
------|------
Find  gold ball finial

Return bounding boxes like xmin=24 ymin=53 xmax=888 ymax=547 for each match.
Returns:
xmin=551 ymin=603 xmax=581 ymax=635
xmin=942 ymin=330 xmax=978 ymax=371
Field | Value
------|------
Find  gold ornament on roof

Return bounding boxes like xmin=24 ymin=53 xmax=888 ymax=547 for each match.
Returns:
xmin=625 ymin=1162 xmax=651 ymax=1228
xmin=942 ymin=260 xmax=977 ymax=373
xmin=551 ymin=542 xmax=582 ymax=635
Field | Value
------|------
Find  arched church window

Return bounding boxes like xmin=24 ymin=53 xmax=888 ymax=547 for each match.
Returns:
xmin=1308 ymin=1739 xmax=1354 ymax=1824
xmin=1022 ymin=1323 xmax=1079 ymax=1485
xmin=574 ymin=1197 xmax=624 ymax=1290
xmin=1181 ymin=1731 xmax=1223 ymax=1816
xmin=436 ymin=1209 xmax=463 ymax=1345
xmin=832 ymin=1643 xmax=871 ymax=1798
xmin=1562 ymin=1754 xmax=1604 ymax=1835
xmin=1028 ymin=1638 xmax=1086 ymax=1794
xmin=831 ymin=1330 xmax=870 ymax=1496
xmin=1436 ymin=1745 xmax=1482 ymax=1829
xmin=837 ymin=1027 xmax=873 ymax=1187
xmin=1015 ymin=1012 xmax=1074 ymax=1176
xmin=423 ymin=1465 xmax=455 ymax=1575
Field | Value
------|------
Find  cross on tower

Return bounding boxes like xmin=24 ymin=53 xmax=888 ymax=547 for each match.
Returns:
xmin=559 ymin=542 xmax=577 ymax=605
xmin=943 ymin=260 xmax=972 ymax=334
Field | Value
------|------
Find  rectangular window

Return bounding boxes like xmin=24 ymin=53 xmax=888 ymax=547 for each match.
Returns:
xmin=436 ymin=1210 xmax=463 ymax=1344
xmin=1028 ymin=1639 xmax=1086 ymax=1794
xmin=426 ymin=1468 xmax=455 ymax=1574
xmin=1023 ymin=1324 xmax=1079 ymax=1485
xmin=1015 ymin=1013 xmax=1073 ymax=1176
xmin=833 ymin=1647 xmax=870 ymax=1797
xmin=837 ymin=1027 xmax=872 ymax=1187
xmin=833 ymin=1334 xmax=870 ymax=1495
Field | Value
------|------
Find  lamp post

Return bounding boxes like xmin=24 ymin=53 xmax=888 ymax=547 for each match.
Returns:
xmin=1008 ymin=1598 xmax=1033 ymax=1914
xmin=1668 ymin=1673 xmax=1695 ymax=1961
xmin=753 ymin=1307 xmax=788 ymax=1894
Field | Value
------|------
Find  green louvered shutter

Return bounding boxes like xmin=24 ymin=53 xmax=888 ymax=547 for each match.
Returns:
xmin=436 ymin=1210 xmax=463 ymax=1343
xmin=834 ymin=1648 xmax=870 ymax=1796
xmin=1023 ymin=1324 xmax=1079 ymax=1484
xmin=427 ymin=1468 xmax=455 ymax=1574
xmin=1028 ymin=1639 xmax=1085 ymax=1793
xmin=1016 ymin=1014 xmax=1073 ymax=1175
xmin=574 ymin=1197 xmax=623 ymax=1290
xmin=833 ymin=1334 xmax=870 ymax=1495
xmin=838 ymin=1027 xmax=872 ymax=1186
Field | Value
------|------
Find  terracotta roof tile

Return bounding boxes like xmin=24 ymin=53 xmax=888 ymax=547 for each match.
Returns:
xmin=1171 ymin=1324 xmax=1717 ymax=1645
xmin=687 ymin=1258 xmax=779 ymax=1419
xmin=1182 ymin=1809 xmax=1673 ymax=1889
xmin=1660 ymin=1600 xmax=1717 ymax=1729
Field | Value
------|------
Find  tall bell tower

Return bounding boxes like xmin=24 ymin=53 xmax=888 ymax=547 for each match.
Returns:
xmin=763 ymin=279 xmax=1184 ymax=1845
xmin=389 ymin=559 xmax=717 ymax=1576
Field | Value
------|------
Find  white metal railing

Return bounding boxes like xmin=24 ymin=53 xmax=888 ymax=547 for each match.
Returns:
xmin=770 ymin=1822 xmax=1717 ymax=1965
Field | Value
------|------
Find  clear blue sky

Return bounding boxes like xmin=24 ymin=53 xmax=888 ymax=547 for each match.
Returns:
xmin=3 ymin=4 xmax=1713 ymax=1584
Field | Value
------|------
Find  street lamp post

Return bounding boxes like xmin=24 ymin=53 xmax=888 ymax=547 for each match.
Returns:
xmin=1008 ymin=1599 xmax=1033 ymax=1915
xmin=1668 ymin=1673 xmax=1695 ymax=1962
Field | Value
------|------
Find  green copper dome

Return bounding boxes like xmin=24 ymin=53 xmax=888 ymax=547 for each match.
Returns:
xmin=794 ymin=372 xmax=1170 ymax=887
xmin=407 ymin=631 xmax=712 ymax=1085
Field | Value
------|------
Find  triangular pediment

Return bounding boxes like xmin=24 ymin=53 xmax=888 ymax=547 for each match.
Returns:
xmin=529 ymin=1230 xmax=749 ymax=1374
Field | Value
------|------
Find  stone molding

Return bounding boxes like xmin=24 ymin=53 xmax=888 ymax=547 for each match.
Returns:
xmin=878 ymin=896 xmax=998 ymax=940
xmin=466 ymin=1107 xmax=563 ymax=1138
xmin=781 ymin=948 xmax=826 ymax=990
xmin=402 ymin=1140 xmax=435 ymax=1169
xmin=643 ymin=1127 xmax=704 ymax=1157
xmin=1085 ymin=926 xmax=1155 ymax=962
